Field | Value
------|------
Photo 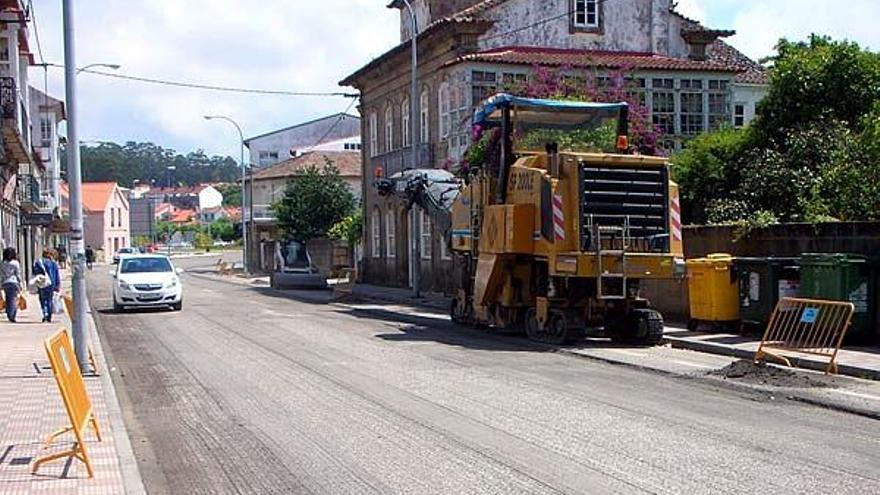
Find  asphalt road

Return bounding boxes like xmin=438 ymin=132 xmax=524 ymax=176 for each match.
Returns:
xmin=89 ymin=256 xmax=880 ymax=495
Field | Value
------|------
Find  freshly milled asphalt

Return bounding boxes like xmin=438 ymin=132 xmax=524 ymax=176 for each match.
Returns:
xmin=89 ymin=257 xmax=880 ymax=495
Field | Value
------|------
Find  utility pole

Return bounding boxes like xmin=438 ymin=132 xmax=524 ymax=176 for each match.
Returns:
xmin=203 ymin=115 xmax=248 ymax=272
xmin=400 ymin=0 xmax=421 ymax=297
xmin=62 ymin=0 xmax=89 ymax=373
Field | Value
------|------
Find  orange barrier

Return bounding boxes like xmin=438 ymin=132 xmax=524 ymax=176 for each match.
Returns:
xmin=62 ymin=295 xmax=99 ymax=374
xmin=755 ymin=297 xmax=855 ymax=375
xmin=32 ymin=329 xmax=103 ymax=477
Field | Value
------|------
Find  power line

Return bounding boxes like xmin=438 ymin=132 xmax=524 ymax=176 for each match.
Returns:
xmin=27 ymin=0 xmax=45 ymax=64
xmin=303 ymin=97 xmax=359 ymax=154
xmin=44 ymin=63 xmax=357 ymax=98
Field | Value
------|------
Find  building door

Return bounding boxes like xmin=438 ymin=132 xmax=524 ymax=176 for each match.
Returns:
xmin=113 ymin=237 xmax=119 ymax=253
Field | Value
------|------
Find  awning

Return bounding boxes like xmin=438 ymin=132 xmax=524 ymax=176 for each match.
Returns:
xmin=473 ymin=93 xmax=628 ymax=127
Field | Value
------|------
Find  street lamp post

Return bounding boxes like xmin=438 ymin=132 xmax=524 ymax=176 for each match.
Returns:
xmin=60 ymin=0 xmax=91 ymax=373
xmin=75 ymin=63 xmax=121 ymax=75
xmin=204 ymin=115 xmax=248 ymax=272
xmin=399 ymin=0 xmax=421 ymax=297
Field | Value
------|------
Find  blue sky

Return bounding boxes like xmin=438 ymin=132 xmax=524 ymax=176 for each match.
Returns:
xmin=29 ymin=0 xmax=880 ymax=160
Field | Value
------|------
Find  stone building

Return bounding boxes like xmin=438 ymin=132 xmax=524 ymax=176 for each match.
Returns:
xmin=341 ymin=0 xmax=769 ymax=293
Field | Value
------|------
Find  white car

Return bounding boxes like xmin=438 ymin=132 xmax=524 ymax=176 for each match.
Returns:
xmin=111 ymin=255 xmax=184 ymax=312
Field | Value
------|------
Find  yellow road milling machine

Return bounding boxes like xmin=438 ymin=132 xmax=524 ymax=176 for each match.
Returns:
xmin=377 ymin=94 xmax=684 ymax=345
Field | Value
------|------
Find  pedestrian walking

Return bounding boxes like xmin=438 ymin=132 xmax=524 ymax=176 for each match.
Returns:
xmin=1 ymin=247 xmax=22 ymax=322
xmin=57 ymin=245 xmax=68 ymax=269
xmin=85 ymin=245 xmax=95 ymax=270
xmin=32 ymin=250 xmax=61 ymax=323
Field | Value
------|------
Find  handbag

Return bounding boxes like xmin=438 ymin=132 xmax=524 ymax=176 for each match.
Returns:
xmin=52 ymin=292 xmax=65 ymax=315
xmin=17 ymin=293 xmax=26 ymax=310
xmin=29 ymin=259 xmax=52 ymax=293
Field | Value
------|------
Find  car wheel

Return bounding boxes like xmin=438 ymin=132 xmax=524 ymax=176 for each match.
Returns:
xmin=171 ymin=300 xmax=183 ymax=311
xmin=113 ymin=299 xmax=123 ymax=313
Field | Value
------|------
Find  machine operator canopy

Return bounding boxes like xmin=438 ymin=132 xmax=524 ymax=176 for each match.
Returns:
xmin=473 ymin=93 xmax=627 ymax=128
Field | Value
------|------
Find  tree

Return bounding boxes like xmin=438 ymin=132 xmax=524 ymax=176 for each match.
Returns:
xmin=328 ymin=210 xmax=363 ymax=247
xmin=671 ymin=35 xmax=880 ymax=224
xmin=216 ymin=183 xmax=242 ymax=207
xmin=211 ymin=217 xmax=237 ymax=241
xmin=271 ymin=159 xmax=356 ymax=241
xmin=156 ymin=221 xmax=177 ymax=242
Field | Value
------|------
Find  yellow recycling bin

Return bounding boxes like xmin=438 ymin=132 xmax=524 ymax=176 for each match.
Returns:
xmin=687 ymin=253 xmax=740 ymax=332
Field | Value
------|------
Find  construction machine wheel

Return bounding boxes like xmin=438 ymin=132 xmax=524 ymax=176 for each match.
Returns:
xmin=525 ymin=308 xmax=579 ymax=345
xmin=607 ymin=308 xmax=664 ymax=346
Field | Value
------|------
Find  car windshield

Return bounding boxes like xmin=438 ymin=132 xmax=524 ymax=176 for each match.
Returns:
xmin=120 ymin=257 xmax=173 ymax=274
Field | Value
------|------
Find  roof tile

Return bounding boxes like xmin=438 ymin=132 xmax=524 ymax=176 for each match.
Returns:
xmin=252 ymin=151 xmax=361 ymax=181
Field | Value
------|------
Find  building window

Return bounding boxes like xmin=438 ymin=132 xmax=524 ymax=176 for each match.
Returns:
xmin=258 ymin=151 xmax=279 ymax=167
xmin=708 ymin=80 xmax=730 ymax=131
xmin=501 ymin=72 xmax=527 ymax=92
xmin=680 ymin=79 xmax=704 ymax=136
xmin=371 ymin=207 xmax=381 ymax=258
xmin=118 ymin=207 xmax=122 ymax=227
xmin=420 ymin=209 xmax=432 ymax=260
xmin=472 ymin=70 xmax=498 ymax=107
xmin=651 ymin=78 xmax=675 ymax=136
xmin=420 ymin=90 xmax=429 ymax=143
xmin=734 ymin=103 xmax=746 ymax=128
xmin=627 ymin=77 xmax=647 ymax=107
xmin=439 ymin=83 xmax=450 ymax=139
xmin=343 ymin=142 xmax=362 ymax=151
xmin=385 ymin=210 xmax=396 ymax=258
xmin=573 ymin=0 xmax=600 ymax=29
xmin=440 ymin=231 xmax=451 ymax=260
xmin=369 ymin=112 xmax=378 ymax=157
xmin=384 ymin=105 xmax=394 ymax=153
xmin=110 ymin=208 xmax=115 ymax=227
xmin=40 ymin=116 xmax=52 ymax=147
xmin=401 ymin=97 xmax=411 ymax=148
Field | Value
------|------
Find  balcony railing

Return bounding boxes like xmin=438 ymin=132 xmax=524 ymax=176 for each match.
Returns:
xmin=244 ymin=204 xmax=276 ymax=222
xmin=0 ymin=77 xmax=15 ymax=120
xmin=17 ymin=174 xmax=45 ymax=210
xmin=372 ymin=143 xmax=434 ymax=176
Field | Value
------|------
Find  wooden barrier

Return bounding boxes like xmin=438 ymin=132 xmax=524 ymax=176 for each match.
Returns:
xmin=32 ymin=329 xmax=103 ymax=477
xmin=333 ymin=268 xmax=357 ymax=298
xmin=216 ymin=258 xmax=233 ymax=276
xmin=755 ymin=297 xmax=855 ymax=375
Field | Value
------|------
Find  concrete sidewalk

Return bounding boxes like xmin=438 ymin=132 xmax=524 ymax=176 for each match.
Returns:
xmin=0 ymin=289 xmax=144 ymax=494
xmin=664 ymin=329 xmax=880 ymax=380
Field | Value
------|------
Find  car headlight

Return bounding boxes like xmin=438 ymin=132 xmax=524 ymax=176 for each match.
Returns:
xmin=166 ymin=278 xmax=179 ymax=288
xmin=119 ymin=281 xmax=133 ymax=291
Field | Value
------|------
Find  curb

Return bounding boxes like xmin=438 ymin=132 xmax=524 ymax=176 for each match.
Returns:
xmin=664 ymin=336 xmax=880 ymax=382
xmin=84 ymin=295 xmax=147 ymax=495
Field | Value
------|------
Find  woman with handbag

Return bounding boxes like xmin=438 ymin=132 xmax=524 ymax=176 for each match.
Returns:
xmin=32 ymin=250 xmax=61 ymax=323
xmin=1 ymin=247 xmax=22 ymax=322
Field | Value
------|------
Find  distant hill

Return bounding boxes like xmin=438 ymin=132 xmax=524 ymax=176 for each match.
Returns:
xmin=67 ymin=141 xmax=242 ymax=188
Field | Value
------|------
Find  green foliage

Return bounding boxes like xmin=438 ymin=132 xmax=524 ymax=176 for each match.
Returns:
xmin=194 ymin=232 xmax=213 ymax=251
xmin=215 ymin=183 xmax=243 ymax=207
xmin=518 ymin=122 xmax=618 ymax=153
xmin=132 ymin=235 xmax=152 ymax=248
xmin=156 ymin=221 xmax=177 ymax=241
xmin=70 ymin=141 xmax=241 ymax=188
xmin=210 ymin=217 xmax=237 ymax=241
xmin=271 ymin=159 xmax=356 ymax=241
xmin=328 ymin=210 xmax=364 ymax=247
xmin=756 ymin=35 xmax=880 ymax=146
xmin=673 ymin=35 xmax=880 ymax=225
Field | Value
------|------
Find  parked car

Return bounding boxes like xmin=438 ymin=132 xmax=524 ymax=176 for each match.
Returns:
xmin=113 ymin=247 xmax=136 ymax=264
xmin=111 ymin=254 xmax=184 ymax=312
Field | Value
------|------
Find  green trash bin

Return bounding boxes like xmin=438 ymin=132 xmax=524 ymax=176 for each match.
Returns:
xmin=735 ymin=257 xmax=800 ymax=335
xmin=799 ymin=254 xmax=877 ymax=344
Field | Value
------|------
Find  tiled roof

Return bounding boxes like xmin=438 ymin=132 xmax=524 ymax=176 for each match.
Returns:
xmin=450 ymin=46 xmax=741 ymax=73
xmin=149 ymin=184 xmax=212 ymax=196
xmin=81 ymin=182 xmax=119 ymax=212
xmin=708 ymin=41 xmax=770 ymax=85
xmin=252 ymin=151 xmax=362 ymax=181
xmin=169 ymin=209 xmax=197 ymax=224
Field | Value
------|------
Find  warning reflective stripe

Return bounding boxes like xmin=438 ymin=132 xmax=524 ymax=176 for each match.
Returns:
xmin=670 ymin=196 xmax=682 ymax=242
xmin=553 ymin=195 xmax=565 ymax=241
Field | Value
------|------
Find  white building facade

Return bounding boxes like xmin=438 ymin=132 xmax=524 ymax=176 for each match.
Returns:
xmin=244 ymin=113 xmax=361 ymax=168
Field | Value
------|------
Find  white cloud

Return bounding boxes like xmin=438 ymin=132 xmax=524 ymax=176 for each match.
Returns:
xmin=30 ymin=0 xmax=399 ymax=159
xmin=683 ymin=0 xmax=880 ymax=61
xmin=673 ymin=0 xmax=708 ymax=23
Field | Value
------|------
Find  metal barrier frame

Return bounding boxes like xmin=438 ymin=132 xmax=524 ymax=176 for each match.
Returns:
xmin=332 ymin=268 xmax=357 ymax=298
xmin=755 ymin=297 xmax=855 ymax=375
